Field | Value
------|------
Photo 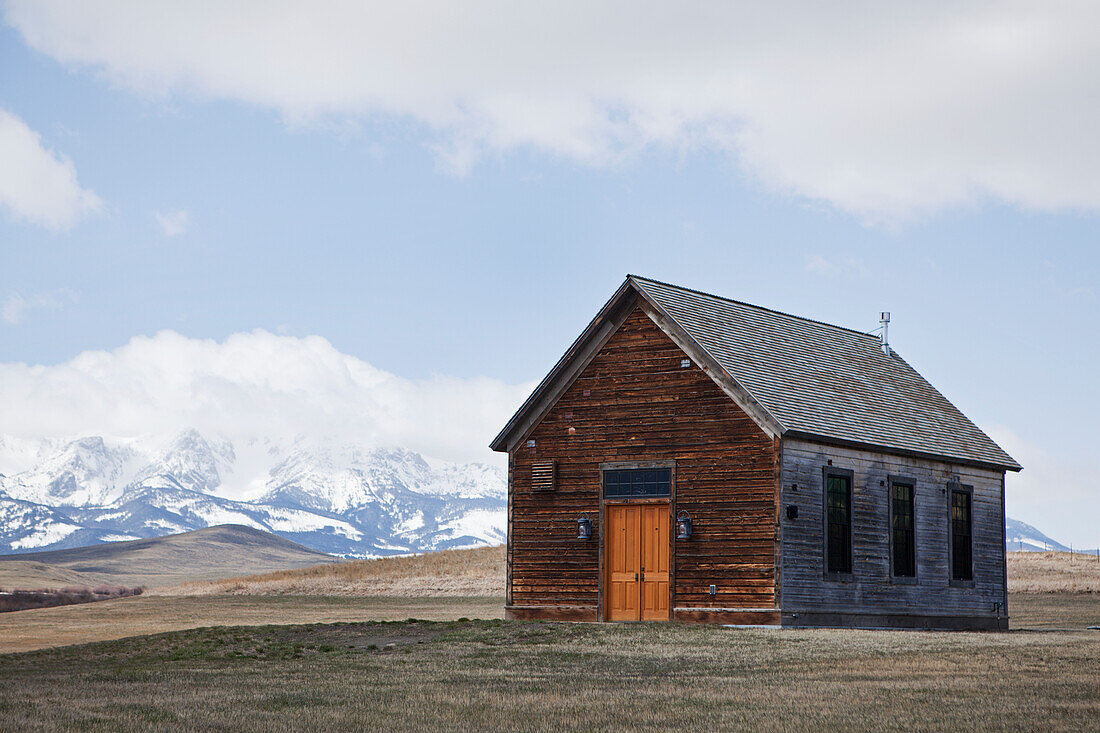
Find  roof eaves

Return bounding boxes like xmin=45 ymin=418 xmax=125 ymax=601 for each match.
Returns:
xmin=782 ymin=430 xmax=1023 ymax=473
xmin=878 ymin=351 xmax=1022 ymax=471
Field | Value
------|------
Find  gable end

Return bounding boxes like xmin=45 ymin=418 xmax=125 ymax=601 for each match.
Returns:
xmin=490 ymin=280 xmax=782 ymax=453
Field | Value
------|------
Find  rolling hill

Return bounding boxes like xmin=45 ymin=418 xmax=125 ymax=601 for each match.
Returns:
xmin=159 ymin=543 xmax=505 ymax=597
xmin=0 ymin=524 xmax=336 ymax=589
xmin=0 ymin=561 xmax=107 ymax=591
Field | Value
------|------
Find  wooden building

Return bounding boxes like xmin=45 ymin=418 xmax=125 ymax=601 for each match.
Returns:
xmin=490 ymin=276 xmax=1021 ymax=630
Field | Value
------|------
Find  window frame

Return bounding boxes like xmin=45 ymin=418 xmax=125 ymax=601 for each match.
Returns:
xmin=822 ymin=466 xmax=855 ymax=580
xmin=948 ymin=483 xmax=975 ymax=586
xmin=600 ymin=464 xmax=673 ymax=499
xmin=888 ymin=475 xmax=917 ymax=581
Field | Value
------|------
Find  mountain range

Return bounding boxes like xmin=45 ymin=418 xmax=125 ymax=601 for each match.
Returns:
xmin=0 ymin=429 xmax=1073 ymax=557
xmin=0 ymin=430 xmax=505 ymax=557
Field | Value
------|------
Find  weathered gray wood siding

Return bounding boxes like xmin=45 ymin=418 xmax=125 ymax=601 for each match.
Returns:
xmin=779 ymin=438 xmax=1007 ymax=621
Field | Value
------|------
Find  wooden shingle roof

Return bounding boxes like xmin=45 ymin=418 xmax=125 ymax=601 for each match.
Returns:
xmin=492 ymin=275 xmax=1020 ymax=472
xmin=630 ymin=276 xmax=1019 ymax=471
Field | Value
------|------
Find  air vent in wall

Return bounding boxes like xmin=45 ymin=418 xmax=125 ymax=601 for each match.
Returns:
xmin=531 ymin=460 xmax=557 ymax=492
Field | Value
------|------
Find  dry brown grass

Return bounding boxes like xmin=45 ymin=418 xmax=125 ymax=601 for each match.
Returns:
xmin=155 ymin=544 xmax=506 ymax=597
xmin=0 ymin=594 xmax=504 ymax=654
xmin=1008 ymin=551 xmax=1100 ymax=593
xmin=0 ymin=560 xmax=107 ymax=591
xmin=1 ymin=612 xmax=1097 ymax=731
xmin=0 ymin=591 xmax=1092 ymax=655
xmin=1011 ymin=593 xmax=1099 ymax=629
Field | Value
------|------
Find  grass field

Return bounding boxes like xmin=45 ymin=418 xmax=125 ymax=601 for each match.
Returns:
xmin=158 ymin=544 xmax=504 ymax=596
xmin=0 ymin=605 xmax=1097 ymax=731
xmin=1008 ymin=593 xmax=1099 ymax=629
xmin=0 ymin=548 xmax=1097 ymax=731
xmin=0 ymin=592 xmax=1094 ymax=655
xmin=1007 ymin=551 xmax=1100 ymax=593
xmin=1 ymin=530 xmax=1095 ymax=730
xmin=0 ymin=560 xmax=108 ymax=590
xmin=0 ymin=595 xmax=504 ymax=654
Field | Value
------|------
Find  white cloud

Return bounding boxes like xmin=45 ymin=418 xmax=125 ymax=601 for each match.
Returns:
xmin=154 ymin=208 xmax=189 ymax=236
xmin=803 ymin=253 xmax=871 ymax=279
xmin=7 ymin=3 xmax=1100 ymax=219
xmin=1 ymin=289 xmax=75 ymax=325
xmin=1 ymin=295 xmax=26 ymax=325
xmin=0 ymin=107 xmax=101 ymax=229
xmin=804 ymin=255 xmax=838 ymax=276
xmin=0 ymin=330 xmax=532 ymax=465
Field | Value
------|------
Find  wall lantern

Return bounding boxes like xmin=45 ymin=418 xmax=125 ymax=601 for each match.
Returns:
xmin=576 ymin=514 xmax=593 ymax=541
xmin=786 ymin=504 xmax=799 ymax=521
xmin=676 ymin=510 xmax=693 ymax=540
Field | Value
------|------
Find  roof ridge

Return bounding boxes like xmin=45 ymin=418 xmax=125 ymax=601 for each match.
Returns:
xmin=627 ymin=274 xmax=881 ymax=341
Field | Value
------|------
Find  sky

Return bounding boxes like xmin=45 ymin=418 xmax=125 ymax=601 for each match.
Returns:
xmin=0 ymin=2 xmax=1097 ymax=547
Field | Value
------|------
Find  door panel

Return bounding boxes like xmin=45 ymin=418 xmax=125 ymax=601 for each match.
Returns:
xmin=606 ymin=505 xmax=640 ymax=621
xmin=605 ymin=503 xmax=669 ymax=622
xmin=640 ymin=504 xmax=670 ymax=620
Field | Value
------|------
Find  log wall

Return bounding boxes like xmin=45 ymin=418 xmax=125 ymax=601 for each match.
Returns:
xmin=508 ymin=305 xmax=778 ymax=616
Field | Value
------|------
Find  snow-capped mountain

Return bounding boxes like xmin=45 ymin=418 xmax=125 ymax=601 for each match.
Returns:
xmin=0 ymin=436 xmax=138 ymax=507
xmin=0 ymin=430 xmax=505 ymax=557
xmin=1005 ymin=517 xmax=1070 ymax=552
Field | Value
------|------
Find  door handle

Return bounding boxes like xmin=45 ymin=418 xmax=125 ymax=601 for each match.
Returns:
xmin=634 ymin=573 xmax=638 ymax=581
xmin=640 ymin=569 xmax=645 ymax=582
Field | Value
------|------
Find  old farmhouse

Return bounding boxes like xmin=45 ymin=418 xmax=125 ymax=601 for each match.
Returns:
xmin=491 ymin=276 xmax=1021 ymax=630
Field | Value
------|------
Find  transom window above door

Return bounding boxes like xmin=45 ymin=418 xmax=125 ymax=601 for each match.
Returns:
xmin=603 ymin=468 xmax=671 ymax=498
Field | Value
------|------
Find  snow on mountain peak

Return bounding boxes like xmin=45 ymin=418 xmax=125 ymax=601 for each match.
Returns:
xmin=0 ymin=429 xmax=506 ymax=557
xmin=130 ymin=429 xmax=235 ymax=495
xmin=259 ymin=442 xmax=497 ymax=514
xmin=0 ymin=436 xmax=137 ymax=507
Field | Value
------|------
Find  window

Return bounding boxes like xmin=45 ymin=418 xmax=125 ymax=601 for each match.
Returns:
xmin=824 ymin=469 xmax=853 ymax=574
xmin=603 ymin=468 xmax=671 ymax=498
xmin=890 ymin=479 xmax=915 ymax=577
xmin=950 ymin=486 xmax=973 ymax=581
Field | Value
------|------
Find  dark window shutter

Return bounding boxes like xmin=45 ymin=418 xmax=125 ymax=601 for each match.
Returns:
xmin=531 ymin=460 xmax=557 ymax=492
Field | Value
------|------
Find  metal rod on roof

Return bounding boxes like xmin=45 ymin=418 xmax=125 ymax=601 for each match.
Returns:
xmin=880 ymin=312 xmax=891 ymax=355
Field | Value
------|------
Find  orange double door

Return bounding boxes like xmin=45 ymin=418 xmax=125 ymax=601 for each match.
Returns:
xmin=605 ymin=503 xmax=671 ymax=621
